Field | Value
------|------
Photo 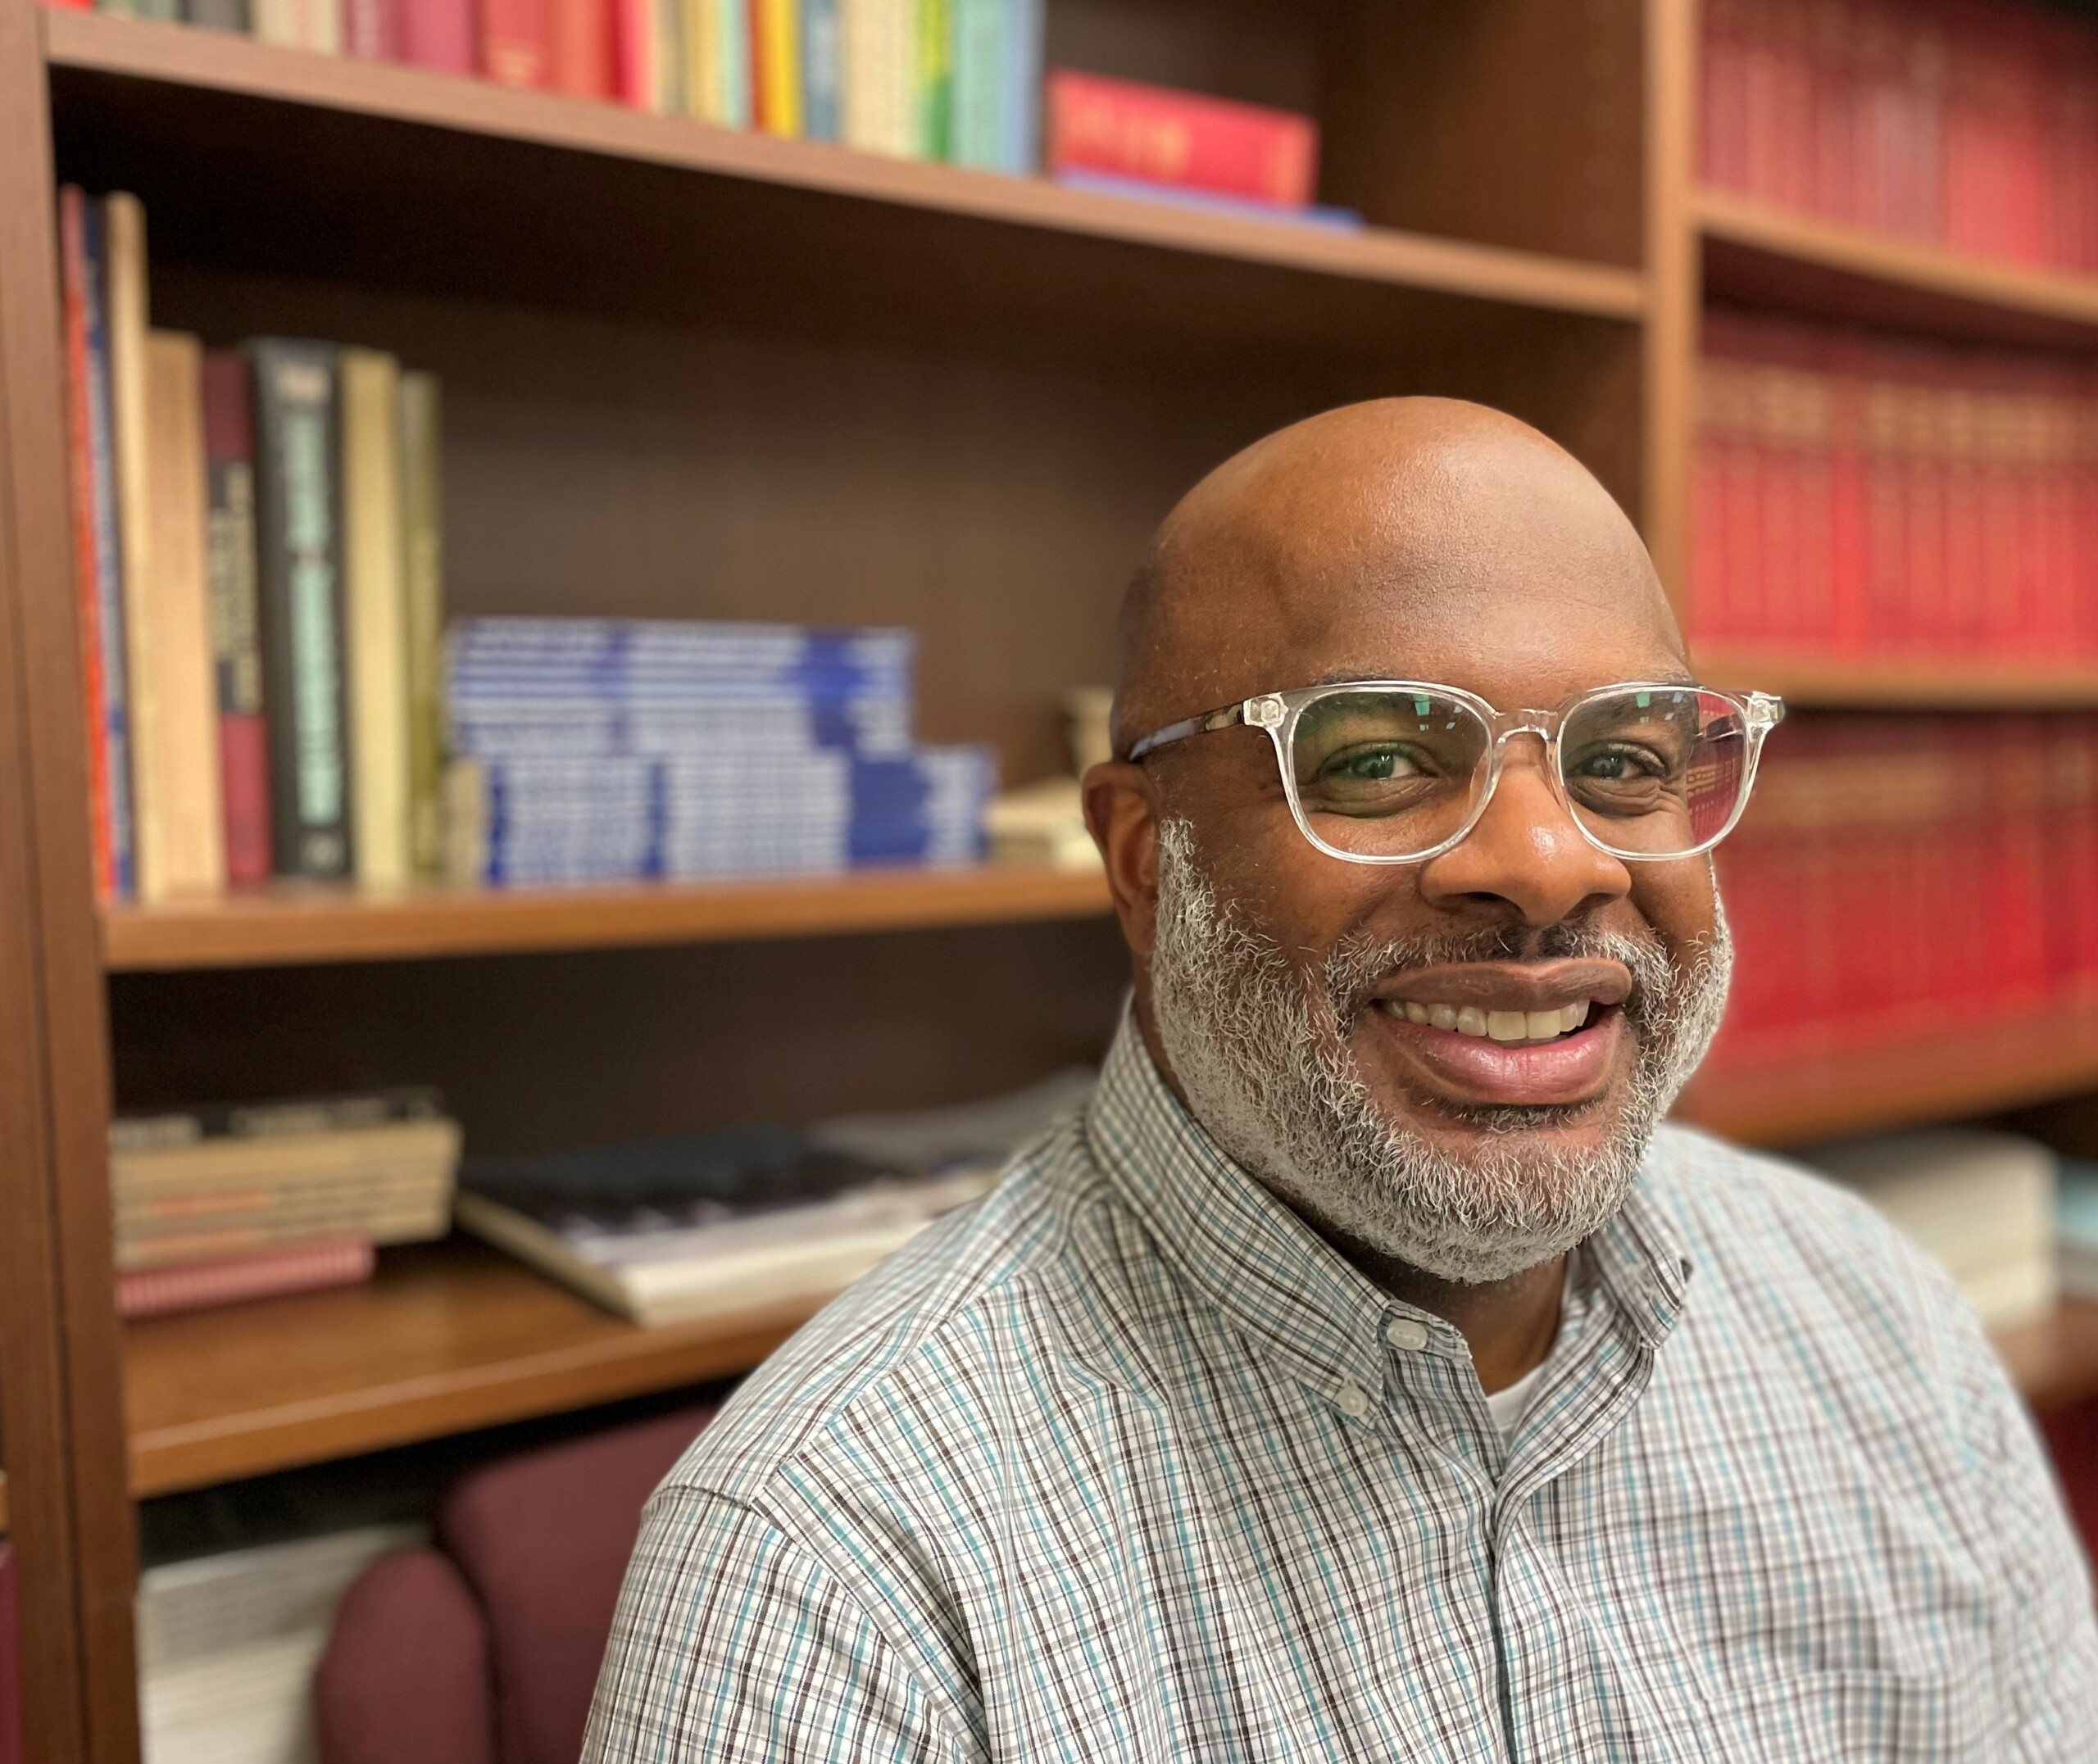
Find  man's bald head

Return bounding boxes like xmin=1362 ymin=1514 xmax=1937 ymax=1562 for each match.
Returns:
xmin=1114 ymin=397 xmax=1680 ymax=757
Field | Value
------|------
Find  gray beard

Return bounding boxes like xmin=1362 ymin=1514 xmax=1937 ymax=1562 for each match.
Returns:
xmin=1146 ymin=819 xmax=1732 ymax=1285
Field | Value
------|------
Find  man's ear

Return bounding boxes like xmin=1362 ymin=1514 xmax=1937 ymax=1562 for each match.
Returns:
xmin=1082 ymin=760 xmax=1160 ymax=962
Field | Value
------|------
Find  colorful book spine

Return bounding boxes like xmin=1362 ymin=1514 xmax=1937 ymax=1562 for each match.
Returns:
xmin=184 ymin=0 xmax=249 ymax=28
xmin=999 ymin=0 xmax=1039 ymax=173
xmin=755 ymin=0 xmax=802 ymax=134
xmin=481 ymin=0 xmax=551 ymax=86
xmin=801 ymin=0 xmax=839 ymax=140
xmin=652 ymin=0 xmax=686 ymax=111
xmin=612 ymin=0 xmax=658 ymax=107
xmin=251 ymin=0 xmax=342 ymax=52
xmin=948 ymin=0 xmax=1001 ymax=170
xmin=401 ymin=0 xmax=476 ymax=71
xmin=139 ymin=333 xmax=227 ymax=900
xmin=915 ymin=0 xmax=950 ymax=160
xmin=680 ymin=0 xmax=719 ymax=122
xmin=201 ymin=351 xmax=274 ymax=888
xmin=249 ymin=339 xmax=354 ymax=882
xmin=1044 ymin=69 xmax=1318 ymax=206
xmin=115 ymin=1239 xmax=376 ymax=1320
xmin=549 ymin=0 xmax=611 ymax=96
xmin=340 ymin=349 xmax=413 ymax=890
xmin=840 ymin=0 xmax=911 ymax=156
xmin=398 ymin=374 xmax=447 ymax=877
xmin=343 ymin=0 xmax=402 ymax=57
xmin=57 ymin=188 xmax=133 ymax=900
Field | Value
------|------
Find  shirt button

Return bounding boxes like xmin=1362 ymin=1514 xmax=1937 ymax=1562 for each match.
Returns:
xmin=1335 ymin=1379 xmax=1371 ymax=1419
xmin=1385 ymin=1317 xmax=1430 ymax=1351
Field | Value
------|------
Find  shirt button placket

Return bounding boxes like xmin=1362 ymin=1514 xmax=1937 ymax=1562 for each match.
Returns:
xmin=1335 ymin=1378 xmax=1372 ymax=1420
xmin=1386 ymin=1317 xmax=1429 ymax=1351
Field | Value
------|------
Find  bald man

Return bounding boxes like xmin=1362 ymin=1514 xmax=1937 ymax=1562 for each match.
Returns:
xmin=586 ymin=401 xmax=2098 ymax=1762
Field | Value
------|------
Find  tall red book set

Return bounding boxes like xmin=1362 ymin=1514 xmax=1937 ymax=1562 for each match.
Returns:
xmin=1703 ymin=0 xmax=2098 ymax=271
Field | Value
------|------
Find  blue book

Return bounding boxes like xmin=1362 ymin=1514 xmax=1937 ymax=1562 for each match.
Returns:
xmin=1053 ymin=168 xmax=1365 ymax=234
xmin=999 ymin=0 xmax=1041 ymax=175
xmin=80 ymin=202 xmax=135 ymax=898
xmin=802 ymin=0 xmax=840 ymax=141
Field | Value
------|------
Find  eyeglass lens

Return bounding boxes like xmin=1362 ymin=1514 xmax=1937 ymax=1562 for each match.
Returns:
xmin=1287 ymin=686 xmax=1751 ymax=859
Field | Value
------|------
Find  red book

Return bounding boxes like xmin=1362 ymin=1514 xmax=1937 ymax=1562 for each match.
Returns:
xmin=610 ymin=0 xmax=654 ymax=107
xmin=344 ymin=0 xmax=403 ymax=58
xmin=401 ymin=0 xmax=475 ymax=71
xmin=481 ymin=0 xmax=551 ymax=88
xmin=548 ymin=0 xmax=611 ymax=97
xmin=57 ymin=188 xmax=114 ymax=900
xmin=1701 ymin=0 xmax=1751 ymax=191
xmin=201 ymin=352 xmax=275 ymax=887
xmin=116 ymin=1239 xmax=376 ymax=1320
xmin=1044 ymin=70 xmax=1317 ymax=207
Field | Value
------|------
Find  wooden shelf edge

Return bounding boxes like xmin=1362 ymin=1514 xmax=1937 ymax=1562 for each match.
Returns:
xmin=99 ymin=864 xmax=1115 ymax=970
xmin=1692 ymin=650 xmax=2098 ymax=708
xmin=1677 ymin=997 xmax=2098 ymax=1148
xmin=43 ymin=11 xmax=1645 ymax=324
xmin=1696 ymin=187 xmax=2098 ymax=333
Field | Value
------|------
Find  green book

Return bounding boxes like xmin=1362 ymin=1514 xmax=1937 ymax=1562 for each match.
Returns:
xmin=915 ymin=0 xmax=951 ymax=160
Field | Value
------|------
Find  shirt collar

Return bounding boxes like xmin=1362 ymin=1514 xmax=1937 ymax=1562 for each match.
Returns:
xmin=1083 ymin=1009 xmax=1694 ymax=1419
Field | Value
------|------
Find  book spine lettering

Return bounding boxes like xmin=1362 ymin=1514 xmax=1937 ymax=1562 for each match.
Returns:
xmin=202 ymin=351 xmax=274 ymax=887
xmin=481 ymin=0 xmax=551 ymax=86
xmin=251 ymin=341 xmax=353 ymax=881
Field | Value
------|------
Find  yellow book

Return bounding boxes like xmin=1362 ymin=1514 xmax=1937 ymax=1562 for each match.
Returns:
xmin=339 ymin=349 xmax=411 ymax=890
xmin=756 ymin=0 xmax=802 ymax=136
xmin=397 ymin=373 xmax=446 ymax=877
xmin=139 ymin=332 xmax=226 ymax=900
xmin=841 ymin=0 xmax=911 ymax=156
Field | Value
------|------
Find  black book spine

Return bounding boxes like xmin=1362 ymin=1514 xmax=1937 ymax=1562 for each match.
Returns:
xmin=248 ymin=339 xmax=354 ymax=881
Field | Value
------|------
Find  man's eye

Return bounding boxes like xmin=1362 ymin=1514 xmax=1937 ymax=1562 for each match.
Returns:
xmin=1574 ymin=746 xmax=1669 ymax=784
xmin=1323 ymin=746 xmax=1420 ymax=782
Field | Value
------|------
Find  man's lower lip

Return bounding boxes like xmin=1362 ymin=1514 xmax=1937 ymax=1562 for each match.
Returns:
xmin=1367 ymin=1004 xmax=1626 ymax=1106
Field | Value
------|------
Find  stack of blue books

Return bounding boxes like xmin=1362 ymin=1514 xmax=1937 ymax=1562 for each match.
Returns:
xmin=444 ymin=619 xmax=997 ymax=887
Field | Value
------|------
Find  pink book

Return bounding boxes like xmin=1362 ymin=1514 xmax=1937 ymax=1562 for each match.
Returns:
xmin=344 ymin=0 xmax=403 ymax=58
xmin=1046 ymin=70 xmax=1316 ymax=207
xmin=117 ymin=1238 xmax=376 ymax=1321
xmin=401 ymin=0 xmax=475 ymax=74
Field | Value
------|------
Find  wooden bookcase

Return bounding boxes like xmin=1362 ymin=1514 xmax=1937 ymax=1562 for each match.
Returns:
xmin=3 ymin=2 xmax=2098 ymax=1757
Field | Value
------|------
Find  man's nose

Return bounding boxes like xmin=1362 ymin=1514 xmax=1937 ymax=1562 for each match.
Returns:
xmin=1415 ymin=741 xmax=1633 ymax=926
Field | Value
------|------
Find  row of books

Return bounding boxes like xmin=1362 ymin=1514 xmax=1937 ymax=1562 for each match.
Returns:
xmin=1702 ymin=0 xmax=2098 ymax=273
xmin=1694 ymin=308 xmax=2098 ymax=659
xmin=66 ymin=0 xmax=1047 ymax=174
xmin=442 ymin=616 xmax=997 ymax=883
xmin=59 ymin=188 xmax=447 ymax=903
xmin=1710 ymin=714 xmax=2098 ymax=1068
xmin=110 ymin=1090 xmax=461 ymax=1316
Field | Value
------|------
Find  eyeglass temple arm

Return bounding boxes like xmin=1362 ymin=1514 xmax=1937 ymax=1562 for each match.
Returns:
xmin=1124 ymin=701 xmax=1249 ymax=763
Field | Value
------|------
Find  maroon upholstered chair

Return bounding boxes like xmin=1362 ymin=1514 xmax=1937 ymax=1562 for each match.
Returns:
xmin=315 ymin=1403 xmax=715 ymax=1764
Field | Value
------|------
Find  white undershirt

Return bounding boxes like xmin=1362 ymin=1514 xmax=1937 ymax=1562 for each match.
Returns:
xmin=1482 ymin=1254 xmax=1582 ymax=1439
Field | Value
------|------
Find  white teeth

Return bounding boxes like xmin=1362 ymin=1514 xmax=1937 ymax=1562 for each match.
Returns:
xmin=1391 ymin=999 xmax=1601 ymax=1041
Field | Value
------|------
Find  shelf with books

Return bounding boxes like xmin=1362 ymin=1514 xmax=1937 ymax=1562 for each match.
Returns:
xmin=42 ymin=11 xmax=1642 ymax=351
xmin=1697 ymin=188 xmax=2098 ymax=351
xmin=1676 ymin=998 xmax=2098 ymax=1150
xmin=98 ymin=864 xmax=1114 ymax=971
xmin=116 ymin=1238 xmax=2098 ymax=1507
xmin=1691 ymin=652 xmax=2098 ymax=710
xmin=121 ymin=1237 xmax=821 ymax=1498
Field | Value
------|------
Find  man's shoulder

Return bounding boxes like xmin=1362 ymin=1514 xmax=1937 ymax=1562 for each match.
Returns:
xmin=658 ymin=1109 xmax=1153 ymax=1512
xmin=1634 ymin=1120 xmax=1978 ymax=1362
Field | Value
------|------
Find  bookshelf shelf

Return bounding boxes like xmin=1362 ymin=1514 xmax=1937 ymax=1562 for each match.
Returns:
xmin=98 ymin=865 xmax=1114 ymax=971
xmin=117 ymin=1241 xmax=2098 ymax=1508
xmin=122 ymin=1239 xmax=820 ymax=1499
xmin=1692 ymin=651 xmax=2098 ymax=710
xmin=43 ymin=11 xmax=1642 ymax=348
xmin=1678 ymin=999 xmax=2098 ymax=1149
xmin=1697 ymin=188 xmax=2098 ymax=350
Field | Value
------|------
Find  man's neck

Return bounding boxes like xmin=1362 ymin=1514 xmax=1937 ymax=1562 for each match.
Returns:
xmin=1304 ymin=1217 xmax=1569 ymax=1395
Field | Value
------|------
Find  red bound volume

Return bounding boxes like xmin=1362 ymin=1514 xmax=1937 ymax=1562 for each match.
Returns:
xmin=549 ymin=0 xmax=611 ymax=97
xmin=116 ymin=1239 xmax=377 ymax=1320
xmin=481 ymin=0 xmax=551 ymax=87
xmin=1045 ymin=70 xmax=1318 ymax=206
xmin=344 ymin=0 xmax=403 ymax=58
xmin=402 ymin=0 xmax=475 ymax=71
xmin=201 ymin=351 xmax=275 ymax=887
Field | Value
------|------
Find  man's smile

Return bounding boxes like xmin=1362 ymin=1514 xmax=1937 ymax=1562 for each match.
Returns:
xmin=1361 ymin=957 xmax=1634 ymax=1107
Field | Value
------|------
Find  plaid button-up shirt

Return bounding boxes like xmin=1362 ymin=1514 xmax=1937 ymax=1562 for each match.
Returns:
xmin=585 ymin=1017 xmax=2098 ymax=1761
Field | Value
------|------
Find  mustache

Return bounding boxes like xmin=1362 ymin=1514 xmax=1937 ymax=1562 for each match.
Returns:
xmin=1319 ymin=920 xmax=1679 ymax=1027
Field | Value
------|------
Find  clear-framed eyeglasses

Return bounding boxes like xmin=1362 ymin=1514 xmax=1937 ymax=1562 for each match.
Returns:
xmin=1124 ymin=680 xmax=1787 ymax=864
